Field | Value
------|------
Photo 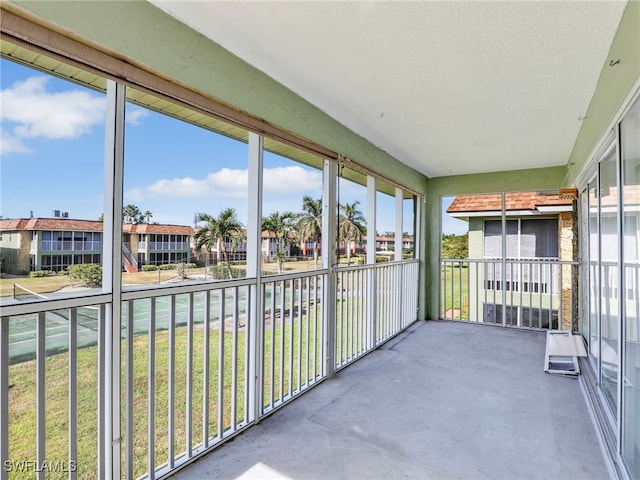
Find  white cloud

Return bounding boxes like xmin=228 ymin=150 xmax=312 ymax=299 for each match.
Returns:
xmin=0 ymin=75 xmax=105 ymax=149
xmin=0 ymin=128 xmax=31 ymax=155
xmin=263 ymin=166 xmax=322 ymax=194
xmin=125 ymin=165 xmax=322 ymax=202
xmin=125 ymin=106 xmax=149 ymax=125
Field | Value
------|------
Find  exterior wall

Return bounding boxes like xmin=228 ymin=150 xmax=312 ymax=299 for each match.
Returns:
xmin=129 ymin=233 xmax=141 ymax=258
xmin=567 ymin=0 xmax=640 ymax=185
xmin=0 ymin=230 xmax=30 ymax=274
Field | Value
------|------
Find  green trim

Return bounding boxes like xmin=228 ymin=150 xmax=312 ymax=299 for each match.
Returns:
xmin=567 ymin=0 xmax=640 ymax=184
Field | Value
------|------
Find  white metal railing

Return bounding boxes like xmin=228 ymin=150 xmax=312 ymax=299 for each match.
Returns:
xmin=336 ymin=260 xmax=419 ymax=369
xmin=121 ymin=282 xmax=252 ymax=479
xmin=441 ymin=258 xmax=577 ymax=329
xmin=41 ymin=241 xmax=102 ymax=252
xmin=139 ymin=242 xmax=189 ymax=251
xmin=1 ymin=260 xmax=418 ymax=479
xmin=260 ymin=271 xmax=326 ymax=414
xmin=335 ymin=264 xmax=370 ymax=369
xmin=122 ymin=242 xmax=139 ymax=272
xmin=376 ymin=260 xmax=419 ymax=344
xmin=1 ymin=302 xmax=108 ymax=480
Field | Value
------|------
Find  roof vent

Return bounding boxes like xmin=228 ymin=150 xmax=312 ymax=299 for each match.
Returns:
xmin=53 ymin=210 xmax=60 ymax=217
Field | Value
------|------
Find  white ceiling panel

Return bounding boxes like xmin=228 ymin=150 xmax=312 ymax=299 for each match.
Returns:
xmin=151 ymin=0 xmax=627 ymax=178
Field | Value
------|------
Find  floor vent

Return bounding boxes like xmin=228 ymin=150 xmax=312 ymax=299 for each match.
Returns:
xmin=544 ymin=330 xmax=587 ymax=376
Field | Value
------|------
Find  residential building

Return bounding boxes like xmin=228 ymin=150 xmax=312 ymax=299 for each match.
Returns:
xmin=0 ymin=217 xmax=103 ymax=274
xmin=0 ymin=217 xmax=194 ymax=274
xmin=122 ymin=223 xmax=195 ymax=271
xmin=446 ymin=191 xmax=576 ymax=329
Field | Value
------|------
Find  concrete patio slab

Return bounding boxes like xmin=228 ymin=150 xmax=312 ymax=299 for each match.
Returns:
xmin=172 ymin=320 xmax=610 ymax=480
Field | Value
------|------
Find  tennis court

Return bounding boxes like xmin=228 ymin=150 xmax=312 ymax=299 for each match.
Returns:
xmin=4 ymin=284 xmax=312 ymax=364
xmin=5 ymin=288 xmax=252 ymax=365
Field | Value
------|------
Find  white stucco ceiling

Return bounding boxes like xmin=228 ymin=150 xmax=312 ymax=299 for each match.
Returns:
xmin=151 ymin=1 xmax=627 ymax=178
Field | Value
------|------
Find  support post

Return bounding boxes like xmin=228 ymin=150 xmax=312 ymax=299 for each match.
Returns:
xmin=103 ymin=80 xmax=125 ymax=480
xmin=322 ymin=159 xmax=338 ymax=377
xmin=367 ymin=176 xmax=377 ymax=348
xmin=247 ymin=132 xmax=264 ymax=422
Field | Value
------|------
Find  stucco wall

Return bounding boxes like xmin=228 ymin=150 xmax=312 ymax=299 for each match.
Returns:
xmin=567 ymin=1 xmax=640 ymax=185
xmin=0 ymin=230 xmax=30 ymax=274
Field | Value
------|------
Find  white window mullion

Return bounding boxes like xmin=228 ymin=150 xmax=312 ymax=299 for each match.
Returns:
xmin=322 ymin=159 xmax=338 ymax=377
xmin=246 ymin=132 xmax=263 ymax=423
xmin=102 ymin=80 xmax=125 ymax=480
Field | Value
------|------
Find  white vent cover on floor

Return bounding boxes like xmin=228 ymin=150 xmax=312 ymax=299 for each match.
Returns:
xmin=544 ymin=330 xmax=587 ymax=377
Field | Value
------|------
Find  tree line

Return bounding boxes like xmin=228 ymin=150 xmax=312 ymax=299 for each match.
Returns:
xmin=193 ymin=196 xmax=366 ymax=277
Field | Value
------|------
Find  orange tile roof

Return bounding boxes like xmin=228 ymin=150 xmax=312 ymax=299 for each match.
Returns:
xmin=0 ymin=218 xmax=104 ymax=232
xmin=447 ymin=192 xmax=573 ymax=214
xmin=123 ymin=224 xmax=196 ymax=235
xmin=0 ymin=218 xmax=195 ymax=234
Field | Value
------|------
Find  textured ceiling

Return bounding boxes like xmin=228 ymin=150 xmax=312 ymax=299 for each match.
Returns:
xmin=151 ymin=1 xmax=627 ymax=178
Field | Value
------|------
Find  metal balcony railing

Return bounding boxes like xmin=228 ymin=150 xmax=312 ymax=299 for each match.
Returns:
xmin=0 ymin=259 xmax=419 ymax=480
xmin=441 ymin=258 xmax=577 ymax=329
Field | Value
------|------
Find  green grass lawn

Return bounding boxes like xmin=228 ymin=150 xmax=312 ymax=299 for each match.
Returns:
xmin=0 ymin=261 xmax=317 ymax=299
xmin=4 ymin=263 xmax=377 ymax=478
xmin=7 ymin=315 xmax=327 ymax=479
xmin=440 ymin=264 xmax=469 ymax=320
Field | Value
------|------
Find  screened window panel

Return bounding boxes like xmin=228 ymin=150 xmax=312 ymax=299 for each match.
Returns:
xmin=484 ymin=220 xmax=517 ymax=257
xmin=521 ymin=219 xmax=558 ymax=258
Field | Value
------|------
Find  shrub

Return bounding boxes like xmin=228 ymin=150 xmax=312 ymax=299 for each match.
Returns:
xmin=159 ymin=264 xmax=176 ymax=270
xmin=67 ymin=263 xmax=102 ymax=287
xmin=29 ymin=270 xmax=53 ymax=278
xmin=175 ymin=262 xmax=190 ymax=279
xmin=205 ymin=264 xmax=246 ymax=280
xmin=141 ymin=265 xmax=159 ymax=272
xmin=185 ymin=263 xmax=197 ymax=269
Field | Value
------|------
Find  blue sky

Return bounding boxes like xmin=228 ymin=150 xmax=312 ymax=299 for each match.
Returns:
xmin=441 ymin=196 xmax=469 ymax=235
xmin=1 ymin=58 xmax=412 ymax=234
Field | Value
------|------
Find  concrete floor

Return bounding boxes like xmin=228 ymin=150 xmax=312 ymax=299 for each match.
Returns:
xmin=172 ymin=320 xmax=610 ymax=480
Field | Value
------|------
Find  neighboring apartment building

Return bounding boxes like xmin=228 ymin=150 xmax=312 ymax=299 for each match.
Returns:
xmin=123 ymin=223 xmax=195 ymax=271
xmin=447 ymin=191 xmax=576 ymax=329
xmin=0 ymin=216 xmax=195 ymax=274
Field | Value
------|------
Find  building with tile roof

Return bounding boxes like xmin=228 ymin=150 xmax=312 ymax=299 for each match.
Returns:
xmin=445 ymin=191 xmax=577 ymax=329
xmin=0 ymin=217 xmax=196 ymax=274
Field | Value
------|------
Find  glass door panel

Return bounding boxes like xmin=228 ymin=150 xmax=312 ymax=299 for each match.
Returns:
xmin=589 ymin=181 xmax=600 ymax=372
xmin=599 ymin=149 xmax=619 ymax=415
xmin=621 ymin=96 xmax=640 ymax=478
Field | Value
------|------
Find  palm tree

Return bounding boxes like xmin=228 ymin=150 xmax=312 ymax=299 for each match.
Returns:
xmin=194 ymin=208 xmax=244 ymax=279
xmin=262 ymin=211 xmax=295 ymax=274
xmin=296 ymin=196 xmax=322 ymax=268
xmin=143 ymin=210 xmax=153 ymax=224
xmin=123 ymin=204 xmax=143 ymax=224
xmin=339 ymin=201 xmax=366 ymax=265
